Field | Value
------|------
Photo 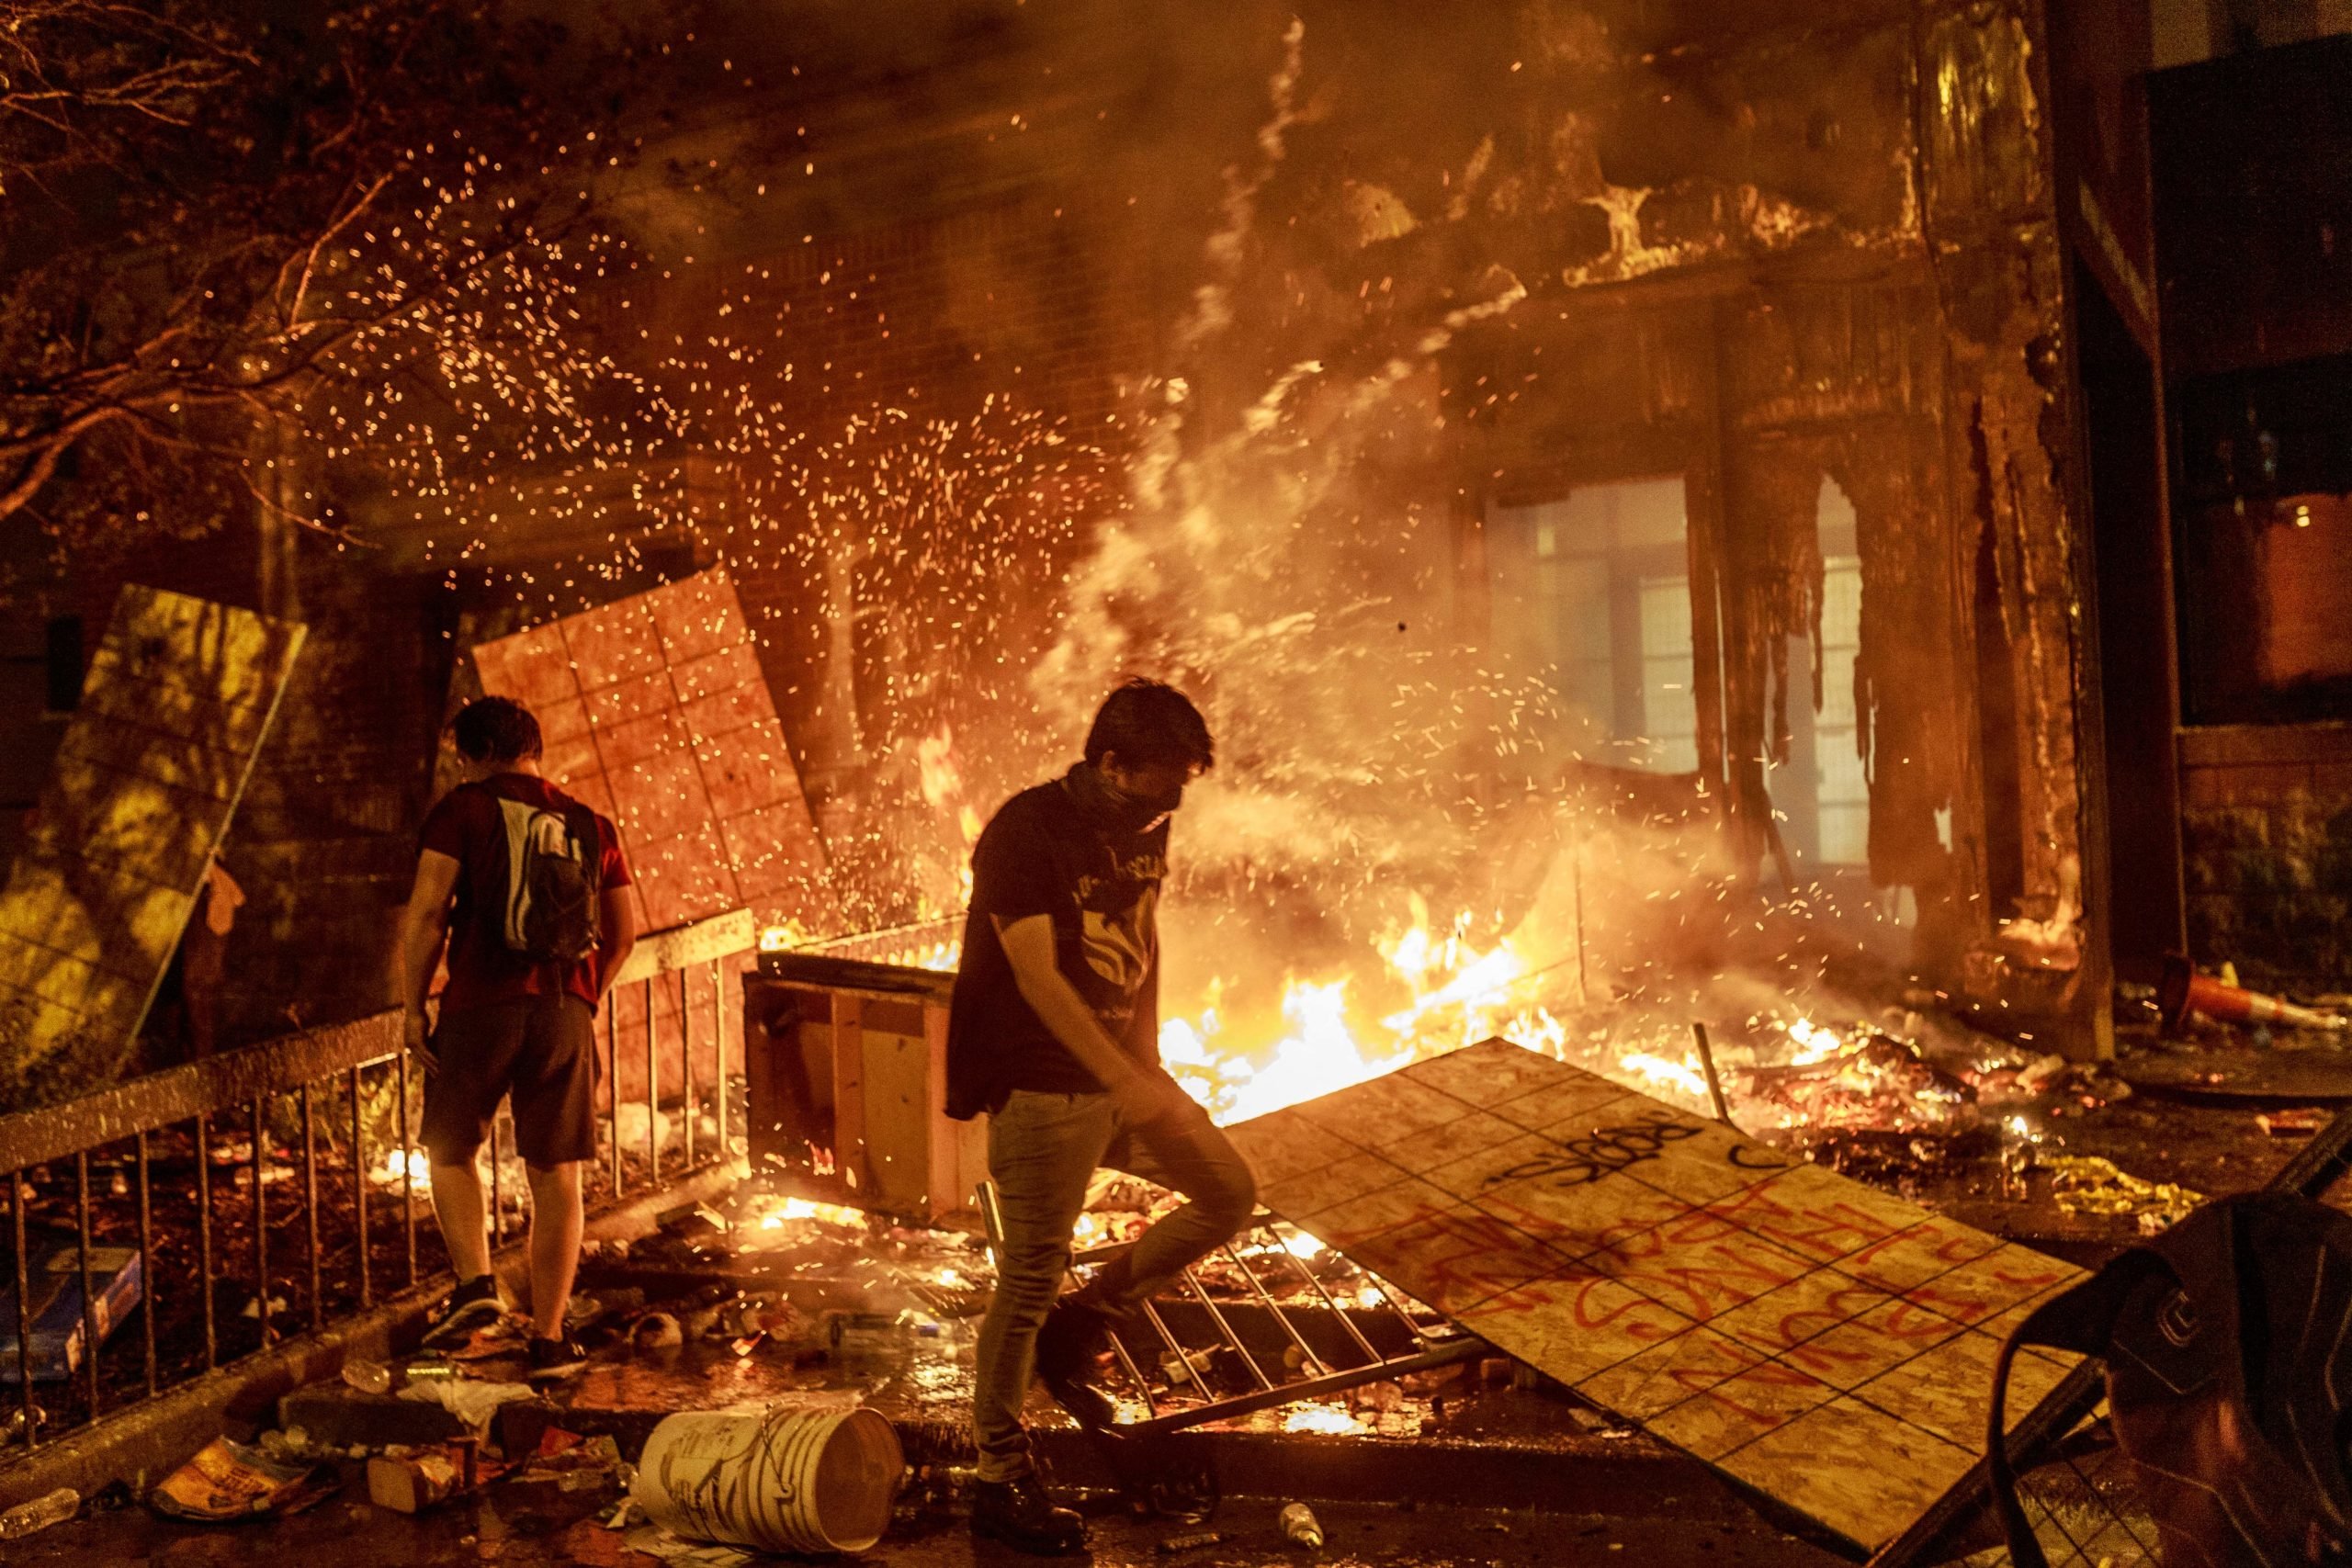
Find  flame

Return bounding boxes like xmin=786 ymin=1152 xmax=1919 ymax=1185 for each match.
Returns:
xmin=1785 ymin=1017 xmax=1847 ymax=1065
xmin=916 ymin=724 xmax=963 ymax=810
xmin=373 ymin=1145 xmax=432 ymax=1186
xmin=1621 ymin=1051 xmax=1709 ymax=1100
xmin=1164 ymin=900 xmax=1569 ymax=1123
xmin=745 ymin=1193 xmax=868 ymax=1233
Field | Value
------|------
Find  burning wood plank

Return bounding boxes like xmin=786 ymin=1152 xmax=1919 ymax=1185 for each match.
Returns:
xmin=1225 ymin=1036 xmax=2086 ymax=1556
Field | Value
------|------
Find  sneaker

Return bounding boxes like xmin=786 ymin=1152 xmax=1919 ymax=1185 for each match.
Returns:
xmin=420 ymin=1275 xmax=504 ymax=1348
xmin=526 ymin=1333 xmax=590 ymax=1382
xmin=970 ymin=1472 xmax=1085 ymax=1555
xmin=1034 ymin=1295 xmax=1121 ymax=1428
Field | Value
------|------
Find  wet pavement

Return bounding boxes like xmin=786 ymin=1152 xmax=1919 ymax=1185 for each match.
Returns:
xmin=9 ymin=1474 xmax=1848 ymax=1567
xmin=11 ymin=1078 xmax=2327 ymax=1565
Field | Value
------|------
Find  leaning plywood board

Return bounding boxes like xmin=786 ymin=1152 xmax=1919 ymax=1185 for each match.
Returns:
xmin=469 ymin=567 xmax=828 ymax=935
xmin=1224 ymin=1038 xmax=2085 ymax=1555
xmin=0 ymin=588 xmax=304 ymax=1110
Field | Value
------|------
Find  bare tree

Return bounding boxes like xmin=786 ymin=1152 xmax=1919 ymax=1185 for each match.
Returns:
xmin=0 ymin=0 xmax=677 ymax=577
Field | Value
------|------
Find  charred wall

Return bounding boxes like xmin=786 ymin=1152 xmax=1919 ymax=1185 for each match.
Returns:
xmin=1239 ymin=0 xmax=2090 ymax=991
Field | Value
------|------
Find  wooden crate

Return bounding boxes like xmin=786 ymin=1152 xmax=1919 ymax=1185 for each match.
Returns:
xmin=743 ymin=953 xmax=988 ymax=1229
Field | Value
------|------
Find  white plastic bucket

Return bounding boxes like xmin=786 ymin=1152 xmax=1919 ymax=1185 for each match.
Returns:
xmin=632 ymin=1405 xmax=904 ymax=1554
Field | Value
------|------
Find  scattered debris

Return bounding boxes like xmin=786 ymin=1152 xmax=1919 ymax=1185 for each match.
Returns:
xmin=2044 ymin=1156 xmax=2204 ymax=1234
xmin=151 ymin=1436 xmax=339 ymax=1521
xmin=2161 ymin=953 xmax=2347 ymax=1034
xmin=366 ymin=1437 xmax=502 ymax=1514
xmin=2258 ymin=1109 xmax=2331 ymax=1137
xmin=0 ymin=1245 xmax=142 ymax=1382
xmin=1158 ymin=1530 xmax=1224 ymax=1554
xmin=0 ymin=1486 xmax=77 ymax=1541
xmin=631 ymin=1312 xmax=684 ymax=1350
xmin=397 ymin=1376 xmax=538 ymax=1429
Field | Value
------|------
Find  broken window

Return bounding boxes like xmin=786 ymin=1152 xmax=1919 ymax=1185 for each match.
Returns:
xmin=1487 ymin=476 xmax=1698 ymax=773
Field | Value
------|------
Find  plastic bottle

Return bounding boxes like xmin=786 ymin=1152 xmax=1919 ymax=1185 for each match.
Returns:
xmin=0 ymin=1486 xmax=79 ymax=1540
xmin=1279 ymin=1501 xmax=1324 ymax=1549
xmin=341 ymin=1359 xmax=393 ymax=1394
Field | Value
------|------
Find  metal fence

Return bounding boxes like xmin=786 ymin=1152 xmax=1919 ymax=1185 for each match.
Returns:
xmin=0 ymin=908 xmax=753 ymax=1459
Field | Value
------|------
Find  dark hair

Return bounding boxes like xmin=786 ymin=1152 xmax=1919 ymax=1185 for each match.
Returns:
xmin=450 ymin=696 xmax=542 ymax=765
xmin=1083 ymin=679 xmax=1215 ymax=772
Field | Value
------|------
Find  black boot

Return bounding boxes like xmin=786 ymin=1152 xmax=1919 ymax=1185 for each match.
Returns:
xmin=1034 ymin=1294 xmax=1124 ymax=1427
xmin=971 ymin=1472 xmax=1086 ymax=1554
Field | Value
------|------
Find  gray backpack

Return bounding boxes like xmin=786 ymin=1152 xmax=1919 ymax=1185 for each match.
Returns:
xmin=494 ymin=795 xmax=603 ymax=964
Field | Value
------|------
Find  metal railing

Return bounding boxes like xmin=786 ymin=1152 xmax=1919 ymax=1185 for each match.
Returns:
xmin=0 ymin=908 xmax=754 ymax=1460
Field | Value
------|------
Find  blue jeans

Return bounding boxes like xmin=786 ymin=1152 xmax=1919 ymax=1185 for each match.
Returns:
xmin=971 ymin=1088 xmax=1259 ymax=1482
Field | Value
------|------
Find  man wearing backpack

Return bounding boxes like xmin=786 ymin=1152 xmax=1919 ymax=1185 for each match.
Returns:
xmin=398 ymin=696 xmax=637 ymax=1380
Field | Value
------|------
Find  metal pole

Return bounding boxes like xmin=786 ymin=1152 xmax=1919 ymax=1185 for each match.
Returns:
xmin=1222 ymin=1240 xmax=1329 ymax=1376
xmin=1692 ymin=1023 xmax=1735 ymax=1127
xmin=644 ymin=976 xmax=659 ymax=1183
xmin=250 ymin=1099 xmax=269 ymax=1348
xmin=350 ymin=1066 xmax=370 ymax=1309
xmin=680 ymin=967 xmax=695 ymax=1169
xmin=75 ymin=1152 xmax=97 ymax=1417
xmin=398 ymin=1046 xmax=417 ymax=1287
xmin=1281 ymin=1229 xmax=1382 ymax=1365
xmin=12 ymin=1170 xmax=34 ymax=1448
xmin=301 ymin=1085 xmax=322 ymax=1332
xmin=1182 ymin=1265 xmax=1273 ymax=1391
xmin=195 ymin=1112 xmax=216 ymax=1369
xmin=712 ymin=961 xmax=728 ymax=1160
xmin=135 ymin=1133 xmax=156 ymax=1396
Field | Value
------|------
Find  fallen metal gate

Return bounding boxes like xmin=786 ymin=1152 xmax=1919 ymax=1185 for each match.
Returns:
xmin=977 ymin=1182 xmax=1485 ymax=1439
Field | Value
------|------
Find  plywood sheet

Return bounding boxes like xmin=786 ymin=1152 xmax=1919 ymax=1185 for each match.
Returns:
xmin=0 ymin=588 xmax=304 ymax=1110
xmin=469 ymin=568 xmax=828 ymax=933
xmin=1225 ymin=1038 xmax=2085 ymax=1554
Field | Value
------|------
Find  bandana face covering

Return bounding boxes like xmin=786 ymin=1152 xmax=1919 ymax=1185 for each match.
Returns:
xmin=1065 ymin=762 xmax=1182 ymax=835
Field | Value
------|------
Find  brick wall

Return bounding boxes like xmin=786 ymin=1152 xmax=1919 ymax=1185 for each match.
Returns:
xmin=220 ymin=567 xmax=458 ymax=1046
xmin=2178 ymin=723 xmax=2352 ymax=992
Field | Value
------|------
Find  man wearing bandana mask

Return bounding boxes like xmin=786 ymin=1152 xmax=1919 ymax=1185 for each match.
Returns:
xmin=948 ymin=680 xmax=1256 ymax=1554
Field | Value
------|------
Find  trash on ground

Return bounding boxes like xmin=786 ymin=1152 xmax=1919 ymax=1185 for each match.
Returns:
xmin=341 ymin=1359 xmax=393 ymax=1394
xmin=397 ymin=1376 xmax=538 ymax=1429
xmin=0 ymin=1485 xmax=78 ymax=1541
xmin=150 ymin=1436 xmax=340 ymax=1522
xmin=367 ymin=1438 xmax=505 ymax=1514
xmin=0 ymin=1245 xmax=141 ymax=1383
xmin=1279 ymin=1501 xmax=1324 ymax=1549
xmin=512 ymin=1427 xmax=626 ymax=1491
xmin=623 ymin=1523 xmax=758 ymax=1565
xmin=633 ymin=1404 xmax=901 ymax=1554
xmin=2044 ymin=1155 xmax=2204 ymax=1231
xmin=631 ymin=1312 xmax=684 ymax=1350
xmin=2161 ymin=954 xmax=2348 ymax=1034
xmin=1158 ymin=1530 xmax=1224 ymax=1554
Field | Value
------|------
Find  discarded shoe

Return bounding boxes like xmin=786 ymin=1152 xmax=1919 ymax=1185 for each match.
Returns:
xmin=420 ymin=1275 xmax=503 ymax=1348
xmin=526 ymin=1334 xmax=589 ymax=1382
xmin=970 ymin=1472 xmax=1085 ymax=1555
xmin=1034 ymin=1295 xmax=1121 ymax=1427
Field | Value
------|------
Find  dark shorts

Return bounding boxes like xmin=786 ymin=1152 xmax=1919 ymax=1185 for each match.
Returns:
xmin=421 ymin=995 xmax=599 ymax=1168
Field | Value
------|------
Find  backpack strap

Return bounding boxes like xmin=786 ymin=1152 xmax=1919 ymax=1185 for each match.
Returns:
xmin=1985 ymin=1249 xmax=2173 ymax=1568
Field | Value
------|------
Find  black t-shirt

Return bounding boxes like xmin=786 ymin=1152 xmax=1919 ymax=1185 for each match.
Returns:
xmin=945 ymin=773 xmax=1168 ymax=1119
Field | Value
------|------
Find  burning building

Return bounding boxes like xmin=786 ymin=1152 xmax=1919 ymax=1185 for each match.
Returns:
xmin=0 ymin=0 xmax=2344 ymax=1108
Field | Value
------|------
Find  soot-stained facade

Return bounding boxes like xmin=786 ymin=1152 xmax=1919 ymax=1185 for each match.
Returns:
xmin=6 ymin=0 xmax=2134 ymax=1055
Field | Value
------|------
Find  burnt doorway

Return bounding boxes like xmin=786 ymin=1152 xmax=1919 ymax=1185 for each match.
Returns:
xmin=2077 ymin=258 xmax=2185 ymax=982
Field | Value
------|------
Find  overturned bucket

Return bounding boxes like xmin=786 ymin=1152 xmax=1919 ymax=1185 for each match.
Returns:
xmin=632 ymin=1405 xmax=904 ymax=1554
